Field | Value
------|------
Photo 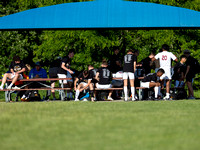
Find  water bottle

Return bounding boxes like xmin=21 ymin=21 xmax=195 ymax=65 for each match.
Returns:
xmin=31 ymin=73 xmax=34 ymax=79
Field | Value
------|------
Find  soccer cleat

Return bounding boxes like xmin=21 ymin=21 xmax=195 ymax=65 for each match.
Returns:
xmin=0 ymin=86 xmax=3 ymax=90
xmin=132 ymin=98 xmax=136 ymax=101
xmin=188 ymin=96 xmax=195 ymax=100
xmin=163 ymin=96 xmax=170 ymax=100
xmin=21 ymin=95 xmax=28 ymax=101
xmin=124 ymin=99 xmax=128 ymax=102
xmin=82 ymin=98 xmax=88 ymax=102
xmin=7 ymin=86 xmax=12 ymax=90
xmin=107 ymin=97 xmax=113 ymax=101
xmin=12 ymin=86 xmax=20 ymax=89
xmin=74 ymin=99 xmax=80 ymax=102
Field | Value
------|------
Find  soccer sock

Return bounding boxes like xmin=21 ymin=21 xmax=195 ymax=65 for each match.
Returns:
xmin=166 ymin=93 xmax=170 ymax=98
xmin=8 ymin=83 xmax=13 ymax=88
xmin=124 ymin=86 xmax=128 ymax=100
xmin=75 ymin=90 xmax=80 ymax=100
xmin=131 ymin=87 xmax=135 ymax=99
xmin=0 ymin=83 xmax=3 ymax=88
xmin=155 ymin=87 xmax=158 ymax=98
xmin=90 ymin=90 xmax=94 ymax=98
xmin=158 ymin=87 xmax=161 ymax=95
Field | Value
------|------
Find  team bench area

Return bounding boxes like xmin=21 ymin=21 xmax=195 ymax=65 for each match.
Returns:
xmin=0 ymin=77 xmax=184 ymax=102
xmin=0 ymin=77 xmax=150 ymax=102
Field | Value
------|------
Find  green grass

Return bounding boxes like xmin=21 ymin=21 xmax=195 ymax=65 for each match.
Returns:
xmin=0 ymin=100 xmax=200 ymax=150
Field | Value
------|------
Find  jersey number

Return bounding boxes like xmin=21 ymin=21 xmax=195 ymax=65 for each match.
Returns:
xmin=162 ymin=55 xmax=167 ymax=61
xmin=103 ymin=69 xmax=110 ymax=78
xmin=125 ymin=55 xmax=132 ymax=63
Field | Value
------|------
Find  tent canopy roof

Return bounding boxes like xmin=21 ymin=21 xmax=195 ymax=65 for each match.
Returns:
xmin=0 ymin=0 xmax=200 ymax=30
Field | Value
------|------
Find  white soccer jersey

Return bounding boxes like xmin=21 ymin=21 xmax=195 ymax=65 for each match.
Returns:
xmin=155 ymin=51 xmax=177 ymax=68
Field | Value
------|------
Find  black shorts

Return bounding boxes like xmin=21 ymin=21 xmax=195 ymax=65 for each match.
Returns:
xmin=186 ymin=73 xmax=195 ymax=82
xmin=49 ymin=73 xmax=58 ymax=84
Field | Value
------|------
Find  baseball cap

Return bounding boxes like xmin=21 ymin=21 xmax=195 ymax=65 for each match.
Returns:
xmin=35 ymin=62 xmax=41 ymax=66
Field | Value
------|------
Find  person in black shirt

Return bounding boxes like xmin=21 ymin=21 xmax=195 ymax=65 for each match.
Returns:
xmin=74 ymin=70 xmax=93 ymax=101
xmin=140 ymin=52 xmax=155 ymax=75
xmin=184 ymin=50 xmax=196 ymax=99
xmin=0 ymin=56 xmax=26 ymax=90
xmin=88 ymin=65 xmax=98 ymax=101
xmin=88 ymin=65 xmax=98 ymax=84
xmin=133 ymin=49 xmax=139 ymax=63
xmin=57 ymin=50 xmax=75 ymax=100
xmin=141 ymin=69 xmax=165 ymax=99
xmin=109 ymin=47 xmax=122 ymax=73
xmin=173 ymin=55 xmax=187 ymax=88
xmin=49 ymin=56 xmax=62 ymax=100
xmin=123 ymin=49 xmax=137 ymax=101
xmin=95 ymin=61 xmax=113 ymax=101
xmin=57 ymin=50 xmax=74 ymax=80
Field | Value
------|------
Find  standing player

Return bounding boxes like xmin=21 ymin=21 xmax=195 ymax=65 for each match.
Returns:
xmin=88 ymin=65 xmax=98 ymax=101
xmin=95 ymin=61 xmax=113 ymax=101
xmin=184 ymin=50 xmax=197 ymax=99
xmin=141 ymin=68 xmax=165 ymax=99
xmin=152 ymin=44 xmax=178 ymax=100
xmin=173 ymin=55 xmax=187 ymax=88
xmin=123 ymin=49 xmax=137 ymax=101
xmin=57 ymin=50 xmax=75 ymax=100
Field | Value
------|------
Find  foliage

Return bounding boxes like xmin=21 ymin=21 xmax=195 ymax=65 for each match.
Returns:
xmin=0 ymin=0 xmax=200 ymax=87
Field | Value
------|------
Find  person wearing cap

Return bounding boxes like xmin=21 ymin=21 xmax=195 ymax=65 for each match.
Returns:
xmin=0 ymin=56 xmax=26 ymax=90
xmin=184 ymin=49 xmax=196 ymax=99
xmin=20 ymin=62 xmax=49 ymax=101
xmin=29 ymin=62 xmax=47 ymax=79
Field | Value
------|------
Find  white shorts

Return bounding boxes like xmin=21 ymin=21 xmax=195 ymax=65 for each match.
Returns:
xmin=123 ymin=72 xmax=135 ymax=80
xmin=141 ymin=82 xmax=150 ymax=88
xmin=96 ymin=83 xmax=112 ymax=89
xmin=79 ymin=82 xmax=89 ymax=89
xmin=11 ymin=73 xmax=23 ymax=80
xmin=160 ymin=68 xmax=171 ymax=80
xmin=57 ymin=73 xmax=73 ymax=84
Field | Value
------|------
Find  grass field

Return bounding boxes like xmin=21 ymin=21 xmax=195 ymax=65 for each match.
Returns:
xmin=0 ymin=100 xmax=200 ymax=150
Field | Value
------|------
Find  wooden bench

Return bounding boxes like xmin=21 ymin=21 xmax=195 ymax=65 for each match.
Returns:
xmin=0 ymin=78 xmax=73 ymax=102
xmin=0 ymin=77 xmax=145 ymax=102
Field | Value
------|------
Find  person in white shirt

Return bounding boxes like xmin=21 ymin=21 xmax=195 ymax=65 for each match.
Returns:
xmin=152 ymin=44 xmax=178 ymax=100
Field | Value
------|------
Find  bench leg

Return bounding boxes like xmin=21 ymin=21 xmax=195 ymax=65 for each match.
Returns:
xmin=60 ymin=82 xmax=65 ymax=101
xmin=5 ymin=83 xmax=11 ymax=102
xmin=5 ymin=90 xmax=9 ymax=102
xmin=139 ymin=88 xmax=142 ymax=100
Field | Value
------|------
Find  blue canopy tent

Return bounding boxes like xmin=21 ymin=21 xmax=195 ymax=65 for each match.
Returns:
xmin=0 ymin=0 xmax=200 ymax=30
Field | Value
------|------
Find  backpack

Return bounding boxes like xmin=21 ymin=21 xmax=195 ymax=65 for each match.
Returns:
xmin=28 ymin=90 xmax=41 ymax=101
xmin=97 ymin=91 xmax=108 ymax=101
xmin=171 ymin=88 xmax=187 ymax=100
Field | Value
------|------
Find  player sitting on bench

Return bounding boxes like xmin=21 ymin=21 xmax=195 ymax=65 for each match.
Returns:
xmin=140 ymin=68 xmax=165 ymax=99
xmin=74 ymin=70 xmax=93 ymax=101
xmin=95 ymin=61 xmax=113 ymax=101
